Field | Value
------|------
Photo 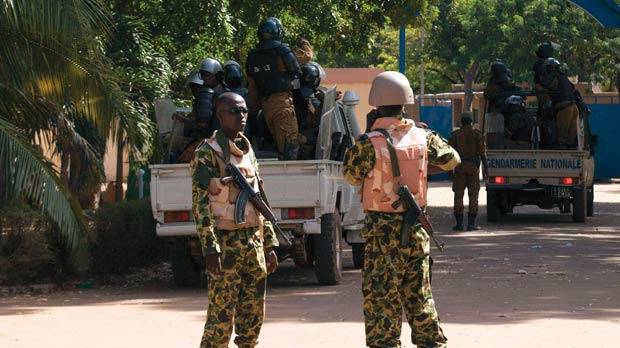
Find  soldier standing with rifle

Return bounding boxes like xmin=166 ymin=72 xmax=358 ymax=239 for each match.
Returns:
xmin=191 ymin=92 xmax=279 ymax=348
xmin=343 ymin=71 xmax=460 ymax=348
xmin=449 ymin=111 xmax=487 ymax=231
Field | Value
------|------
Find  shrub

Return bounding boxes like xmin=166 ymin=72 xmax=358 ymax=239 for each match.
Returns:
xmin=0 ymin=203 xmax=68 ymax=285
xmin=89 ymin=199 xmax=166 ymax=275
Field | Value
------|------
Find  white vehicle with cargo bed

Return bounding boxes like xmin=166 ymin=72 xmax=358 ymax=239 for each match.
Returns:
xmin=150 ymin=87 xmax=366 ymax=287
xmin=484 ymin=102 xmax=596 ymax=222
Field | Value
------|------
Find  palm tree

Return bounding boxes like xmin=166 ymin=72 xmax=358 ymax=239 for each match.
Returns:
xmin=0 ymin=0 xmax=154 ymax=249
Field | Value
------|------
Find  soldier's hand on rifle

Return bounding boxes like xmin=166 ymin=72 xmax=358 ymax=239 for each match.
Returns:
xmin=265 ymin=250 xmax=278 ymax=274
xmin=205 ymin=253 xmax=222 ymax=277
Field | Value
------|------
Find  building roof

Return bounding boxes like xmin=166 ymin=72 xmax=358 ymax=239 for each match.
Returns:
xmin=323 ymin=68 xmax=384 ymax=84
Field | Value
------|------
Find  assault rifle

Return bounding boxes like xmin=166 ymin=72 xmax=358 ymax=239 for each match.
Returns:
xmin=220 ymin=163 xmax=284 ymax=236
xmin=391 ymin=185 xmax=444 ymax=252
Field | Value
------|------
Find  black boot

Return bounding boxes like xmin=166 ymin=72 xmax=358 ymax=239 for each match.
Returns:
xmin=452 ymin=213 xmax=464 ymax=231
xmin=467 ymin=213 xmax=480 ymax=231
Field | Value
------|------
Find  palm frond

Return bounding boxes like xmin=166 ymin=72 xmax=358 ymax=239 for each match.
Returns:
xmin=0 ymin=116 xmax=91 ymax=250
xmin=0 ymin=0 xmax=155 ymax=157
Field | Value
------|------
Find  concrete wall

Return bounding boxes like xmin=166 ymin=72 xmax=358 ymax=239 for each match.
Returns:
xmin=322 ymin=68 xmax=384 ymax=131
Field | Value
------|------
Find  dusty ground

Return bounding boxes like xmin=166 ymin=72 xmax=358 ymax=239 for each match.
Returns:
xmin=1 ymin=182 xmax=619 ymax=348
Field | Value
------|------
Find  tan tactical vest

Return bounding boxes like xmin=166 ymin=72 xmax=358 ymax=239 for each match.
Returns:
xmin=205 ymin=132 xmax=263 ymax=230
xmin=362 ymin=117 xmax=428 ymax=212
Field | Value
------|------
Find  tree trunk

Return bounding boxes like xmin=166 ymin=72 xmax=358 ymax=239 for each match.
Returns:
xmin=60 ymin=153 xmax=70 ymax=184
xmin=463 ymin=61 xmax=480 ymax=111
xmin=114 ymin=133 xmax=125 ymax=202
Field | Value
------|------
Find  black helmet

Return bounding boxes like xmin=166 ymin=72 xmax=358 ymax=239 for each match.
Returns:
xmin=505 ymin=95 xmax=525 ymax=109
xmin=257 ymin=17 xmax=283 ymax=42
xmin=460 ymin=111 xmax=474 ymax=122
xmin=490 ymin=61 xmax=510 ymax=82
xmin=300 ymin=62 xmax=322 ymax=97
xmin=536 ymin=41 xmax=555 ymax=59
xmin=223 ymin=60 xmax=244 ymax=89
xmin=544 ymin=57 xmax=561 ymax=73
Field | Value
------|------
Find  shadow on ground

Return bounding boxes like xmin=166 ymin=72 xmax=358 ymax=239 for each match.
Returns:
xmin=1 ymin=185 xmax=619 ymax=327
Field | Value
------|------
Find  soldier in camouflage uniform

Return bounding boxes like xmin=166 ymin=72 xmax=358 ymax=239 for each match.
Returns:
xmin=191 ymin=92 xmax=279 ymax=348
xmin=449 ymin=111 xmax=487 ymax=231
xmin=343 ymin=72 xmax=460 ymax=348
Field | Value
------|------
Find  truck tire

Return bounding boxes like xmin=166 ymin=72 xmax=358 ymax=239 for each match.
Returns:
xmin=171 ymin=239 xmax=204 ymax=287
xmin=572 ymin=184 xmax=587 ymax=223
xmin=486 ymin=191 xmax=500 ymax=222
xmin=351 ymin=243 xmax=365 ymax=269
xmin=314 ymin=212 xmax=343 ymax=285
xmin=587 ymin=185 xmax=594 ymax=217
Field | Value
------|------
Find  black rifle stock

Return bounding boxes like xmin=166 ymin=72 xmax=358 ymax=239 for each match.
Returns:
xmin=391 ymin=185 xmax=445 ymax=252
xmin=220 ymin=163 xmax=284 ymax=236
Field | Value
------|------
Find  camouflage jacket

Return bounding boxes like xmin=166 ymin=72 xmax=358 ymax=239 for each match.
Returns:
xmin=343 ymin=118 xmax=460 ymax=237
xmin=190 ymin=137 xmax=279 ymax=255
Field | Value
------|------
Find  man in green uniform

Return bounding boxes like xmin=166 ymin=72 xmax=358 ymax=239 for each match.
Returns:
xmin=191 ymin=92 xmax=279 ymax=348
xmin=449 ymin=111 xmax=487 ymax=231
xmin=343 ymin=71 xmax=460 ymax=348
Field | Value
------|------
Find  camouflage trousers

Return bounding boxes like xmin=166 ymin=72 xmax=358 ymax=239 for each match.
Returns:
xmin=201 ymin=229 xmax=268 ymax=348
xmin=555 ymin=103 xmax=578 ymax=146
xmin=362 ymin=213 xmax=447 ymax=348
xmin=452 ymin=163 xmax=480 ymax=214
xmin=262 ymin=92 xmax=301 ymax=152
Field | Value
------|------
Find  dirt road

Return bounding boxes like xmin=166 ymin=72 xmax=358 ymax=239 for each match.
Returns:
xmin=1 ymin=183 xmax=619 ymax=348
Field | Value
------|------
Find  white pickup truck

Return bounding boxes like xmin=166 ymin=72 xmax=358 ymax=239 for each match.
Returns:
xmin=150 ymin=87 xmax=366 ymax=287
xmin=484 ymin=105 xmax=596 ymax=222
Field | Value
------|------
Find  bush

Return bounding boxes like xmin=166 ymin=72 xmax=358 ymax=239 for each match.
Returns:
xmin=89 ymin=199 xmax=166 ymax=275
xmin=0 ymin=203 xmax=68 ymax=285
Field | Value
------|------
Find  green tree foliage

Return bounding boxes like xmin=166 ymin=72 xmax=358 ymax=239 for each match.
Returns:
xmin=1 ymin=0 xmax=155 ymax=249
xmin=419 ymin=0 xmax=618 ymax=106
xmin=109 ymin=0 xmax=391 ymax=97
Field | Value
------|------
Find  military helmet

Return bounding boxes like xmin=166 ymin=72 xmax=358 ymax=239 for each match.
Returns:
xmin=505 ymin=95 xmax=526 ymax=109
xmin=187 ymin=71 xmax=203 ymax=86
xmin=460 ymin=111 xmax=474 ymax=121
xmin=536 ymin=41 xmax=555 ymax=59
xmin=257 ymin=17 xmax=283 ymax=42
xmin=223 ymin=60 xmax=244 ymax=89
xmin=544 ymin=57 xmax=561 ymax=73
xmin=369 ymin=71 xmax=414 ymax=107
xmin=490 ymin=61 xmax=507 ymax=74
xmin=299 ymin=62 xmax=322 ymax=97
xmin=199 ymin=58 xmax=223 ymax=75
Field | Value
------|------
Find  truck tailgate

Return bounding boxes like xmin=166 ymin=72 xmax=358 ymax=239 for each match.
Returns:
xmin=487 ymin=150 xmax=587 ymax=178
xmin=258 ymin=159 xmax=343 ymax=209
xmin=150 ymin=164 xmax=192 ymax=212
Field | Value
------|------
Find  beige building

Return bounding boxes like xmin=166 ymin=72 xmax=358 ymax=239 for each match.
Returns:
xmin=322 ymin=67 xmax=384 ymax=131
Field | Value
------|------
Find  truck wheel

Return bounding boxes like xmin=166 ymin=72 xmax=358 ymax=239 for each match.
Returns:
xmin=572 ymin=184 xmax=587 ymax=223
xmin=351 ymin=243 xmax=365 ymax=269
xmin=171 ymin=239 xmax=204 ymax=287
xmin=486 ymin=191 xmax=500 ymax=222
xmin=314 ymin=212 xmax=343 ymax=285
xmin=587 ymin=185 xmax=594 ymax=217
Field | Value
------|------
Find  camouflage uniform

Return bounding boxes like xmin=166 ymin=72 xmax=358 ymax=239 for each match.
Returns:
xmin=343 ymin=118 xmax=459 ymax=348
xmin=191 ymin=135 xmax=279 ymax=348
xmin=449 ymin=126 xmax=485 ymax=214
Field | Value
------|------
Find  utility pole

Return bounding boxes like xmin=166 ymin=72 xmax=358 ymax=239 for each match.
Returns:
xmin=419 ymin=29 xmax=425 ymax=98
xmin=399 ymin=25 xmax=406 ymax=74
